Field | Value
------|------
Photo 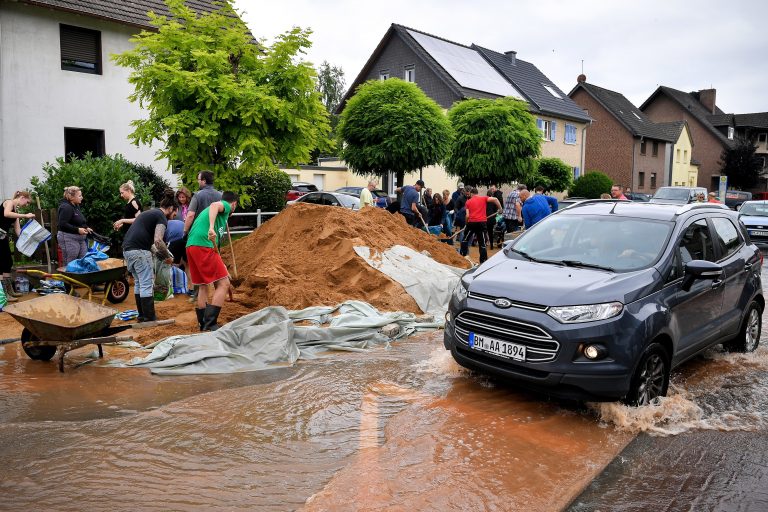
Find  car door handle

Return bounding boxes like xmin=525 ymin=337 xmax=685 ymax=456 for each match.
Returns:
xmin=711 ymin=279 xmax=724 ymax=289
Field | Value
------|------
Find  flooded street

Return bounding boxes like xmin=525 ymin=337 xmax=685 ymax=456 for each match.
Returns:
xmin=2 ymin=283 xmax=768 ymax=510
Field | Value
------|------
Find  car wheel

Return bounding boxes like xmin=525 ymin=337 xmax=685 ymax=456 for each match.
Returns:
xmin=724 ymin=301 xmax=762 ymax=353
xmin=624 ymin=343 xmax=670 ymax=407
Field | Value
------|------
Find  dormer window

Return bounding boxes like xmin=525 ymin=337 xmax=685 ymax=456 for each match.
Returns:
xmin=379 ymin=70 xmax=390 ymax=80
xmin=728 ymin=127 xmax=734 ymax=140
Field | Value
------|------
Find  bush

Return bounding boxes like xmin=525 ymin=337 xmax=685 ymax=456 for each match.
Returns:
xmin=30 ymin=154 xmax=166 ymax=249
xmin=534 ymin=158 xmax=573 ymax=192
xmin=244 ymin=167 xmax=293 ymax=213
xmin=132 ymin=162 xmax=173 ymax=205
xmin=570 ymin=171 xmax=613 ymax=199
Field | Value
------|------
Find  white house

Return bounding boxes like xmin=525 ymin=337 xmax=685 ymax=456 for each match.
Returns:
xmin=0 ymin=0 xmax=219 ymax=198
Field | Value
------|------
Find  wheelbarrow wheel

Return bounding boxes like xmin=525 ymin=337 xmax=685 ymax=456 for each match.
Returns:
xmin=21 ymin=328 xmax=56 ymax=361
xmin=107 ymin=277 xmax=129 ymax=304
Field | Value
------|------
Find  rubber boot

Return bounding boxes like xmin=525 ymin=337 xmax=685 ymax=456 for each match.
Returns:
xmin=202 ymin=304 xmax=221 ymax=331
xmin=195 ymin=307 xmax=206 ymax=331
xmin=134 ymin=294 xmax=145 ymax=322
xmin=4 ymin=277 xmax=22 ymax=298
xmin=140 ymin=297 xmax=157 ymax=322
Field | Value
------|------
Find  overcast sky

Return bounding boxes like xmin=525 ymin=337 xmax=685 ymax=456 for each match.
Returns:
xmin=235 ymin=0 xmax=768 ymax=114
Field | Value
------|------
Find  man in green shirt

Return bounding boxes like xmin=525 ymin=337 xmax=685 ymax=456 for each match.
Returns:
xmin=186 ymin=191 xmax=239 ymax=331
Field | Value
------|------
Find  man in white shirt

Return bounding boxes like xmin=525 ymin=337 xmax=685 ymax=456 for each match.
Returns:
xmin=359 ymin=180 xmax=377 ymax=208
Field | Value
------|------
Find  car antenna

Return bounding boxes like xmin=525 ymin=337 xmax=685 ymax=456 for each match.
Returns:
xmin=609 ymin=201 xmax=620 ymax=214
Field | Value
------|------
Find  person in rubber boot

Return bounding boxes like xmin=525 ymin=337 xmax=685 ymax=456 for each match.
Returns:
xmin=185 ymin=191 xmax=238 ymax=332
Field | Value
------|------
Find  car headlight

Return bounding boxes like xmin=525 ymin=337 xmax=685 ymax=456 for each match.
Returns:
xmin=547 ymin=302 xmax=623 ymax=323
xmin=453 ymin=279 xmax=469 ymax=302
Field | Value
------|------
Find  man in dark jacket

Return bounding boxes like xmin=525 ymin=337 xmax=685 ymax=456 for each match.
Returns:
xmin=486 ymin=184 xmax=504 ymax=249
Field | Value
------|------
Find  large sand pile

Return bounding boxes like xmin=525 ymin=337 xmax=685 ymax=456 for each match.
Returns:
xmin=224 ymin=203 xmax=470 ymax=314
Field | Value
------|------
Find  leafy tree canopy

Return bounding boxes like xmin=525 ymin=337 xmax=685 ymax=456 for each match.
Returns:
xmin=112 ymin=0 xmax=331 ymax=199
xmin=445 ymin=97 xmax=541 ymax=186
xmin=337 ymin=78 xmax=452 ymax=185
xmin=570 ymin=170 xmax=612 ymax=198
xmin=720 ymin=137 xmax=763 ymax=190
xmin=316 ymin=61 xmax=346 ymax=114
xmin=533 ymin=157 xmax=573 ymax=192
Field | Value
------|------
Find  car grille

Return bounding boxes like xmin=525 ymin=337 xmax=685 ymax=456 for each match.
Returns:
xmin=454 ymin=310 xmax=559 ymax=362
xmin=468 ymin=291 xmax=548 ymax=311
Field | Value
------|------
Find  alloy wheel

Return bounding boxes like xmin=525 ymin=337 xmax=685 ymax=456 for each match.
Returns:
xmin=745 ymin=307 xmax=760 ymax=352
xmin=636 ymin=354 xmax=666 ymax=406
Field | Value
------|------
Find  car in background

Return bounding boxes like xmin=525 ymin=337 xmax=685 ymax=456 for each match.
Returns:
xmin=650 ymin=186 xmax=708 ymax=205
xmin=289 ymin=191 xmax=360 ymax=209
xmin=445 ymin=200 xmax=762 ymax=405
xmin=285 ymin=182 xmax=319 ymax=202
xmin=558 ymin=197 xmax=588 ymax=209
xmin=725 ymin=190 xmax=752 ymax=210
xmin=626 ymin=192 xmax=651 ymax=202
xmin=334 ymin=186 xmax=391 ymax=208
xmin=738 ymin=200 xmax=768 ymax=245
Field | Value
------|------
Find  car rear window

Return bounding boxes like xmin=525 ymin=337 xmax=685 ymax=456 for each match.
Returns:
xmin=653 ymin=188 xmax=693 ymax=201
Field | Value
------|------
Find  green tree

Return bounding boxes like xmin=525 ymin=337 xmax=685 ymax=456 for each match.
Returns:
xmin=570 ymin=171 xmax=612 ymax=198
xmin=312 ymin=61 xmax=345 ymax=160
xmin=720 ymin=137 xmax=763 ymax=190
xmin=534 ymin=157 xmax=573 ymax=192
xmin=246 ymin=167 xmax=293 ymax=213
xmin=112 ymin=0 xmax=331 ymax=199
xmin=131 ymin=162 xmax=172 ymax=204
xmin=337 ymin=78 xmax=452 ymax=187
xmin=30 ymin=154 xmax=154 ymax=247
xmin=445 ymin=97 xmax=541 ymax=186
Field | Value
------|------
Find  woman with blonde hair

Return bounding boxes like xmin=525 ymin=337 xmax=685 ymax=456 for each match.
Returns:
xmin=57 ymin=186 xmax=92 ymax=266
xmin=1 ymin=191 xmax=36 ymax=300
xmin=113 ymin=180 xmax=142 ymax=231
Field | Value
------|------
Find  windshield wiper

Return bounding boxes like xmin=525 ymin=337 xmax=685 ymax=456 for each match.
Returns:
xmin=508 ymin=248 xmax=549 ymax=264
xmin=560 ymin=260 xmax=615 ymax=272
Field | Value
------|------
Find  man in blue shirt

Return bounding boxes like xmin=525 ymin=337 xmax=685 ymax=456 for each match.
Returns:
xmin=535 ymin=185 xmax=558 ymax=212
xmin=521 ymin=189 xmax=551 ymax=228
xmin=398 ymin=179 xmax=426 ymax=227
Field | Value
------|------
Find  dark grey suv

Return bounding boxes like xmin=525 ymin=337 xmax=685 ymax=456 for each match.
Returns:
xmin=444 ymin=201 xmax=764 ymax=405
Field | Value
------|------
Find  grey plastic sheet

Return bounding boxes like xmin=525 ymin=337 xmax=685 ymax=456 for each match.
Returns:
xmin=126 ymin=301 xmax=442 ymax=375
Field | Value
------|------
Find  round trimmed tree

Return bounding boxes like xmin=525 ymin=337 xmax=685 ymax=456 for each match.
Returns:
xmin=445 ymin=97 xmax=541 ymax=186
xmin=570 ymin=171 xmax=613 ymax=198
xmin=337 ymin=78 xmax=453 ymax=187
xmin=535 ymin=157 xmax=573 ymax=192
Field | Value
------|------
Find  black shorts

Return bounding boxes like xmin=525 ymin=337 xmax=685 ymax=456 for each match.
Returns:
xmin=168 ymin=238 xmax=186 ymax=265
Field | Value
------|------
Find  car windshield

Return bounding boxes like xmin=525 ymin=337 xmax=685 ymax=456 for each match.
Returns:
xmin=739 ymin=203 xmax=768 ymax=216
xmin=653 ymin=188 xmax=691 ymax=201
xmin=510 ymin=215 xmax=674 ymax=271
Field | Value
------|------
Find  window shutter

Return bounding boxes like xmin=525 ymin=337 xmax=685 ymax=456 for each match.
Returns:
xmin=536 ymin=119 xmax=543 ymax=131
xmin=550 ymin=121 xmax=557 ymax=141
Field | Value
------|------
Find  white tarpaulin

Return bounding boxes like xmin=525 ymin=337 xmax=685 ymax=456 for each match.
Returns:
xmin=126 ymin=301 xmax=442 ymax=375
xmin=353 ymin=245 xmax=465 ymax=318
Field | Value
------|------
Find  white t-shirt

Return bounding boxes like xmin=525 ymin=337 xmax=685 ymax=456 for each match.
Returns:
xmin=359 ymin=187 xmax=374 ymax=208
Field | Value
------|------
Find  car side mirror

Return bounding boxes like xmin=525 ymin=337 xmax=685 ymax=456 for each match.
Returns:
xmin=681 ymin=260 xmax=724 ymax=291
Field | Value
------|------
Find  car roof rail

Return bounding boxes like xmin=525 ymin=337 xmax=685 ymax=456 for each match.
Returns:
xmin=560 ymin=198 xmax=630 ymax=209
xmin=675 ymin=203 xmax=730 ymax=214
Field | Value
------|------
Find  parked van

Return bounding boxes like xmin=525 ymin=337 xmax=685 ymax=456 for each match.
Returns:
xmin=725 ymin=190 xmax=752 ymax=210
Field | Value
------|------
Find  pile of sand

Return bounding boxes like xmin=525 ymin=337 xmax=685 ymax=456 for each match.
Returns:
xmin=223 ymin=203 xmax=470 ymax=314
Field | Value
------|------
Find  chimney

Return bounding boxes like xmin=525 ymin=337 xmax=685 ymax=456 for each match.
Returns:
xmin=504 ymin=50 xmax=517 ymax=64
xmin=698 ymin=88 xmax=717 ymax=114
xmin=577 ymin=74 xmax=587 ymax=83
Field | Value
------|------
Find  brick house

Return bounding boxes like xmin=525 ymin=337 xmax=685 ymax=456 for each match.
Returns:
xmin=337 ymin=24 xmax=591 ymax=192
xmin=707 ymin=113 xmax=768 ymax=186
xmin=568 ymin=77 xmax=677 ymax=194
xmin=639 ymin=87 xmax=738 ymax=191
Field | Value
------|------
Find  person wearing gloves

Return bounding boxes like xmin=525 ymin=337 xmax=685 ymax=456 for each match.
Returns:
xmin=0 ymin=191 xmax=36 ymax=300
xmin=57 ymin=186 xmax=92 ymax=266
xmin=122 ymin=190 xmax=177 ymax=322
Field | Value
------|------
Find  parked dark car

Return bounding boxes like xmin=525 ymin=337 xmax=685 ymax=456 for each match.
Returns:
xmin=626 ymin=192 xmax=651 ymax=202
xmin=334 ymin=186 xmax=391 ymax=208
xmin=650 ymin=186 xmax=708 ymax=205
xmin=285 ymin=182 xmax=319 ymax=202
xmin=725 ymin=190 xmax=752 ymax=210
xmin=289 ymin=191 xmax=359 ymax=209
xmin=738 ymin=200 xmax=768 ymax=245
xmin=445 ymin=200 xmax=763 ymax=405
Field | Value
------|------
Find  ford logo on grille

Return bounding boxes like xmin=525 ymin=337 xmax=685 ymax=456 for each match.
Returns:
xmin=494 ymin=298 xmax=512 ymax=308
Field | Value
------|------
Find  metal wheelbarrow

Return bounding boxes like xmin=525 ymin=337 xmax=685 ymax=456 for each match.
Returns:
xmin=20 ymin=258 xmax=130 ymax=305
xmin=4 ymin=294 xmax=172 ymax=372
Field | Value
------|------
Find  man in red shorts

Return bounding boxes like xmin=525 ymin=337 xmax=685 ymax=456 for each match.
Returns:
xmin=185 ymin=191 xmax=239 ymax=331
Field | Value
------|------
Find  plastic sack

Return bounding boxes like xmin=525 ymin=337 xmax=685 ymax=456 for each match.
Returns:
xmin=153 ymin=256 xmax=172 ymax=301
xmin=171 ymin=266 xmax=188 ymax=295
xmin=0 ymin=280 xmax=6 ymax=310
xmin=16 ymin=219 xmax=52 ymax=257
xmin=65 ymin=246 xmax=108 ymax=273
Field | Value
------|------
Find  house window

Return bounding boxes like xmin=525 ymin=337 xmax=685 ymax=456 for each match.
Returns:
xmin=536 ymin=119 xmax=556 ymax=141
xmin=652 ymin=141 xmax=659 ymax=157
xmin=759 ymin=133 xmax=767 ymax=144
xmin=60 ymin=24 xmax=101 ymax=74
xmin=573 ymin=166 xmax=580 ymax=180
xmin=564 ymin=124 xmax=577 ymax=144
xmin=676 ymin=149 xmax=681 ymax=163
xmin=683 ymin=149 xmax=688 ymax=163
xmin=728 ymin=127 xmax=735 ymax=140
xmin=404 ymin=66 xmax=415 ymax=83
xmin=640 ymin=141 xmax=647 ymax=155
xmin=543 ymin=84 xmax=562 ymax=99
xmin=64 ymin=127 xmax=105 ymax=161
xmin=379 ymin=70 xmax=390 ymax=80
xmin=639 ymin=172 xmax=645 ymax=188
xmin=650 ymin=172 xmax=657 ymax=189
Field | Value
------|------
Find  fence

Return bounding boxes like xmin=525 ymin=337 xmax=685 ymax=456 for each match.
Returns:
xmin=228 ymin=210 xmax=280 ymax=235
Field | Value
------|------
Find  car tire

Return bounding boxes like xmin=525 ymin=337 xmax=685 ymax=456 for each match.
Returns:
xmin=723 ymin=301 xmax=762 ymax=353
xmin=624 ymin=343 xmax=670 ymax=407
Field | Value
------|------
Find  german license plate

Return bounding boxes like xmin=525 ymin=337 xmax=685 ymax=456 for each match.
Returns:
xmin=751 ymin=230 xmax=768 ymax=237
xmin=468 ymin=332 xmax=526 ymax=361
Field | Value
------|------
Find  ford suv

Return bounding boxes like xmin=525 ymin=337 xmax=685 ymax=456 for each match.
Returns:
xmin=444 ymin=201 xmax=763 ymax=405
